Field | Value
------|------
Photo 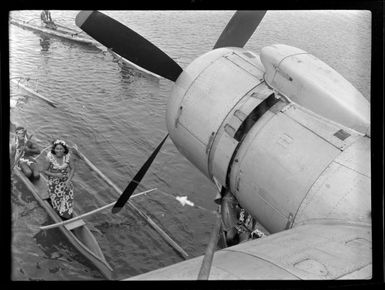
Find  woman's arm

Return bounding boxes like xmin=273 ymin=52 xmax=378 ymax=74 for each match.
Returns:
xmin=40 ymin=157 xmax=61 ymax=177
xmin=67 ymin=158 xmax=76 ymax=182
xmin=64 ymin=158 xmax=75 ymax=189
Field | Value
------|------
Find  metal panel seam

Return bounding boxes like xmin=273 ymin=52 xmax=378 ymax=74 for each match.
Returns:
xmin=269 ymin=52 xmax=310 ymax=85
xmin=225 ymin=53 xmax=264 ymax=77
xmin=206 ymin=82 xmax=267 ymax=176
xmin=334 ymin=263 xmax=372 ymax=279
xmin=228 ymin=51 xmax=265 ymax=71
xmin=293 ymin=218 xmax=371 ymax=228
xmin=330 ymin=160 xmax=370 ymax=178
xmin=283 ymin=110 xmax=344 ymax=151
xmin=291 ymin=159 xmax=339 ymax=228
xmin=209 ymin=264 xmax=244 ymax=279
xmin=276 ymin=52 xmax=310 ymax=69
xmin=222 ymin=249 xmax=302 ymax=279
xmin=177 ymin=122 xmax=206 ymax=146
xmin=178 ymin=52 xmax=232 ymax=107
xmin=245 ymin=190 xmax=288 ymax=220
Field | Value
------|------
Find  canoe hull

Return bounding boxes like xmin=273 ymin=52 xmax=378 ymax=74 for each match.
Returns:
xmin=12 ymin=167 xmax=113 ymax=280
xmin=10 ymin=19 xmax=97 ymax=46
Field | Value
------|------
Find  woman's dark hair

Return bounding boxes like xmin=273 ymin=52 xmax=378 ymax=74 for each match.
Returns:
xmin=51 ymin=142 xmax=69 ymax=155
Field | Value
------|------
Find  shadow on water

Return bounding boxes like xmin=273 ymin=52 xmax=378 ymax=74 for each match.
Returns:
xmin=39 ymin=35 xmax=51 ymax=52
xmin=11 ymin=176 xmax=36 ymax=204
xmin=33 ymin=224 xmax=105 ymax=280
xmin=11 ymin=175 xmax=105 ymax=279
xmin=109 ymin=51 xmax=161 ymax=84
xmin=115 ymin=62 xmax=136 ymax=83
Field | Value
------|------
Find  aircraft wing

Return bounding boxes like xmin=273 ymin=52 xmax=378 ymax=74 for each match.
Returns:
xmin=126 ymin=220 xmax=371 ymax=280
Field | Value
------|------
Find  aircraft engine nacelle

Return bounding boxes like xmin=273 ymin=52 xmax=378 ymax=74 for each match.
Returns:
xmin=166 ymin=47 xmax=268 ymax=183
xmin=261 ymin=44 xmax=370 ymax=136
xmin=166 ymin=46 xmax=371 ymax=233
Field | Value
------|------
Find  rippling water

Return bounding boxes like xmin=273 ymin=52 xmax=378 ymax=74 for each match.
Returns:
xmin=9 ymin=10 xmax=371 ymax=280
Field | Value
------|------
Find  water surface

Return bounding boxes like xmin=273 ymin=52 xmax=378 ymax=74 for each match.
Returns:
xmin=9 ymin=10 xmax=371 ymax=280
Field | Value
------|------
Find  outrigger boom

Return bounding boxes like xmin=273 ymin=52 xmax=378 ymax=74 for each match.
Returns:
xmin=75 ymin=149 xmax=189 ymax=260
xmin=11 ymin=80 xmax=189 ymax=278
xmin=11 ymin=78 xmax=57 ymax=108
xmin=40 ymin=188 xmax=157 ymax=230
xmin=12 ymin=163 xmax=114 ymax=279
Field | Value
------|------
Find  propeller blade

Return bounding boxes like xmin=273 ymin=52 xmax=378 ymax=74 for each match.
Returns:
xmin=75 ymin=11 xmax=183 ymax=82
xmin=112 ymin=134 xmax=169 ymax=213
xmin=213 ymin=10 xmax=266 ymax=49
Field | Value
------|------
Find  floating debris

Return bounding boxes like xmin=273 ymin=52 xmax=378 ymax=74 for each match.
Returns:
xmin=176 ymin=196 xmax=194 ymax=207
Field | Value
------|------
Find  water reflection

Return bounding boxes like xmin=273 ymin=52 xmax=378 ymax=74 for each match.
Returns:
xmin=118 ymin=66 xmax=136 ymax=84
xmin=39 ymin=34 xmax=51 ymax=52
xmin=9 ymin=10 xmax=371 ymax=281
xmin=10 ymin=94 xmax=29 ymax=109
xmin=106 ymin=48 xmax=160 ymax=83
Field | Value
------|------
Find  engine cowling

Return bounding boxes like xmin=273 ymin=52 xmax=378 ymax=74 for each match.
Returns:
xmin=166 ymin=45 xmax=371 ymax=233
xmin=166 ymin=47 xmax=268 ymax=184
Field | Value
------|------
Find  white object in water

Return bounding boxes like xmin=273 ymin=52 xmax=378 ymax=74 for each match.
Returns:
xmin=176 ymin=196 xmax=195 ymax=207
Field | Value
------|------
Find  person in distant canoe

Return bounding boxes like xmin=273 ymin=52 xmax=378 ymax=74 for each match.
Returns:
xmin=10 ymin=126 xmax=41 ymax=181
xmin=41 ymin=139 xmax=75 ymax=220
xmin=40 ymin=10 xmax=57 ymax=30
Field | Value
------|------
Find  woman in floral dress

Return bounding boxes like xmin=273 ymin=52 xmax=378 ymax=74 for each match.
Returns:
xmin=41 ymin=139 xmax=75 ymax=220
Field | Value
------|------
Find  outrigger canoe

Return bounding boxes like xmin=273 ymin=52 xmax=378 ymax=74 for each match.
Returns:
xmin=10 ymin=78 xmax=189 ymax=279
xmin=12 ymin=155 xmax=113 ymax=280
xmin=10 ymin=18 xmax=98 ymax=46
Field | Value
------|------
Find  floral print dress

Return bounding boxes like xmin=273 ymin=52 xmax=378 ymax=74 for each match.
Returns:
xmin=46 ymin=151 xmax=74 ymax=219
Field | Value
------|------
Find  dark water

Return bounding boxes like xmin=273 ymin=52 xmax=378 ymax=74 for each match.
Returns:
xmin=9 ymin=10 xmax=371 ymax=280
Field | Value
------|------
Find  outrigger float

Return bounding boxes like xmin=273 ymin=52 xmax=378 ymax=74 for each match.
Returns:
xmin=10 ymin=18 xmax=98 ymax=47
